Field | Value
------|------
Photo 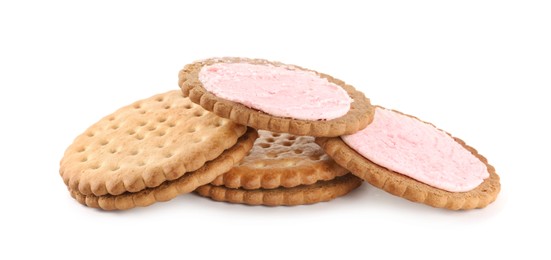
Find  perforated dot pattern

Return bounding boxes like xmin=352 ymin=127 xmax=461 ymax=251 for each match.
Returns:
xmin=60 ymin=90 xmax=247 ymax=196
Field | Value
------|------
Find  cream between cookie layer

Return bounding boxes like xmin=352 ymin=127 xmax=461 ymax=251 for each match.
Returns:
xmin=342 ymin=108 xmax=488 ymax=192
xmin=198 ymin=63 xmax=352 ymax=121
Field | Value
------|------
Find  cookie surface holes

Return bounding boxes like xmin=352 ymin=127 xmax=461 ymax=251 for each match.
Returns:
xmin=157 ymin=117 xmax=167 ymax=123
xmin=184 ymin=104 xmax=193 ymax=109
xmin=100 ymin=140 xmax=109 ymax=146
xmin=157 ymin=131 xmax=166 ymax=137
xmin=287 ymin=136 xmax=297 ymax=140
xmin=147 ymin=125 xmax=156 ymax=131
xmin=91 ymin=164 xmax=101 ymax=170
xmin=127 ymin=129 xmax=136 ymax=135
xmin=156 ymin=97 xmax=164 ymax=102
xmin=135 ymin=134 xmax=144 ymax=140
xmin=110 ymin=124 xmax=119 ymax=130
xmin=164 ymin=105 xmax=171 ymax=109
xmin=77 ymin=147 xmax=86 ymax=153
xmin=282 ymin=141 xmax=293 ymax=146
xmin=168 ymin=122 xmax=176 ymax=128
xmin=187 ymin=127 xmax=196 ymax=133
xmin=80 ymin=157 xmax=88 ymax=162
xmin=294 ymin=149 xmax=303 ymax=154
xmin=265 ymin=138 xmax=275 ymax=143
xmin=139 ymin=109 xmax=146 ymax=114
xmin=137 ymin=161 xmax=146 ymax=167
xmin=108 ymin=116 xmax=115 ymax=121
xmin=164 ymin=152 xmax=173 ymax=158
xmin=272 ymin=133 xmax=281 ymax=137
xmin=86 ymin=132 xmax=95 ymax=137
xmin=133 ymin=103 xmax=141 ymax=109
xmin=109 ymin=147 xmax=117 ymax=154
xmin=130 ymin=150 xmax=139 ymax=156
xmin=110 ymin=165 xmax=120 ymax=171
xmin=259 ymin=143 xmax=271 ymax=148
xmin=138 ymin=121 xmax=147 ymax=127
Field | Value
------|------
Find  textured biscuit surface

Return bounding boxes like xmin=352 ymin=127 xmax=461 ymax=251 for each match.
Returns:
xmin=211 ymin=130 xmax=348 ymax=189
xmin=316 ymin=113 xmax=501 ymax=210
xmin=196 ymin=174 xmax=363 ymax=206
xmin=69 ymin=129 xmax=258 ymax=210
xmin=60 ymin=90 xmax=247 ymax=197
xmin=178 ymin=57 xmax=374 ymax=137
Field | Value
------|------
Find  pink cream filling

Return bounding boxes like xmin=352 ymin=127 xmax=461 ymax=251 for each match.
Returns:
xmin=198 ymin=63 xmax=352 ymax=121
xmin=342 ymin=108 xmax=489 ymax=192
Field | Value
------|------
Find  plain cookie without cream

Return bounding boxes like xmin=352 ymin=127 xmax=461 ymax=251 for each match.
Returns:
xmin=59 ymin=91 xmax=258 ymax=210
xmin=211 ymin=130 xmax=349 ymax=189
xmin=69 ymin=129 xmax=257 ymax=210
xmin=196 ymin=174 xmax=363 ymax=206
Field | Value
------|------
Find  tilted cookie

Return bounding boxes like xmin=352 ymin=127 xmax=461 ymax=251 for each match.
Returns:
xmin=70 ymin=129 xmax=257 ymax=210
xmin=178 ymin=57 xmax=374 ymax=137
xmin=196 ymin=174 xmax=363 ymax=206
xmin=59 ymin=90 xmax=258 ymax=210
xmin=211 ymin=130 xmax=349 ymax=189
xmin=316 ymin=107 xmax=500 ymax=210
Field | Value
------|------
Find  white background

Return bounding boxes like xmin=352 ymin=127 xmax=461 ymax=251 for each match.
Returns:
xmin=1 ymin=0 xmax=549 ymax=259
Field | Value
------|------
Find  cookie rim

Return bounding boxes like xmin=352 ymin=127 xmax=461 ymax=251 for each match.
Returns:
xmin=211 ymin=162 xmax=349 ymax=190
xmin=315 ymin=110 xmax=500 ymax=210
xmin=196 ymin=174 xmax=363 ymax=206
xmin=69 ymin=128 xmax=258 ymax=210
xmin=178 ymin=57 xmax=374 ymax=137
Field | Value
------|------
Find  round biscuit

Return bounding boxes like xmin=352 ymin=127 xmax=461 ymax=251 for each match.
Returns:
xmin=211 ymin=130 xmax=348 ymax=189
xmin=69 ymin=129 xmax=258 ymax=210
xmin=196 ymin=174 xmax=363 ymax=206
xmin=60 ymin=90 xmax=248 ymax=196
xmin=178 ymin=57 xmax=374 ymax=137
xmin=315 ymin=108 xmax=501 ymax=210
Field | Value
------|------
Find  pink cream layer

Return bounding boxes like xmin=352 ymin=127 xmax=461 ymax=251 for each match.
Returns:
xmin=342 ymin=108 xmax=488 ymax=192
xmin=198 ymin=63 xmax=352 ymax=121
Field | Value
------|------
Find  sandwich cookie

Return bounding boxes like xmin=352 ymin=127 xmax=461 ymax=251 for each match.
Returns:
xmin=196 ymin=175 xmax=362 ymax=206
xmin=196 ymin=130 xmax=362 ymax=206
xmin=178 ymin=57 xmax=374 ymax=137
xmin=316 ymin=107 xmax=500 ymax=210
xmin=60 ymin=91 xmax=258 ymax=210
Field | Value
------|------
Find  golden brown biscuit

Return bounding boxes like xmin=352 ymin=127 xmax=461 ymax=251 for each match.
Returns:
xmin=178 ymin=57 xmax=374 ymax=137
xmin=59 ymin=90 xmax=258 ymax=210
xmin=69 ymin=129 xmax=257 ymax=210
xmin=196 ymin=174 xmax=363 ymax=206
xmin=316 ymin=109 xmax=500 ymax=210
xmin=211 ymin=130 xmax=348 ymax=189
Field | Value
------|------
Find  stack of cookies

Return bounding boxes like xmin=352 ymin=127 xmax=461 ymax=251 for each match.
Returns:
xmin=60 ymin=57 xmax=500 ymax=211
